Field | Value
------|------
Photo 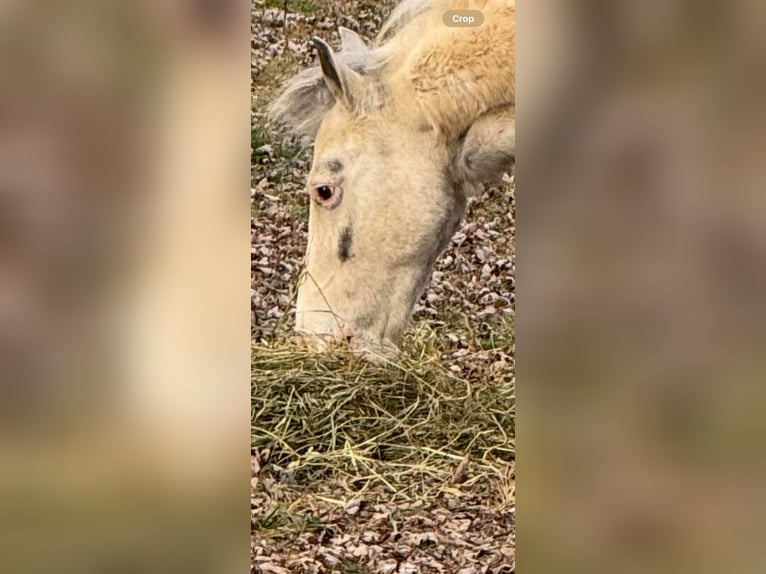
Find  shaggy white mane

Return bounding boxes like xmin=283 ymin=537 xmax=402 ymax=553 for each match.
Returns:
xmin=377 ymin=0 xmax=515 ymax=40
xmin=269 ymin=0 xmax=514 ymax=139
xmin=376 ymin=0 xmax=435 ymax=41
xmin=268 ymin=49 xmax=386 ymax=139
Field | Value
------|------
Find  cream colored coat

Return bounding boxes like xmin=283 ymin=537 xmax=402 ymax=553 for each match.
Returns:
xmin=272 ymin=0 xmax=515 ymax=350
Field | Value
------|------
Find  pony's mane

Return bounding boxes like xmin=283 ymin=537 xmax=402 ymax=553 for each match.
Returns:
xmin=380 ymin=0 xmax=515 ymax=43
xmin=376 ymin=0 xmax=435 ymax=42
xmin=268 ymin=45 xmax=388 ymax=140
xmin=269 ymin=0 xmax=514 ymax=139
xmin=269 ymin=0 xmax=443 ymax=139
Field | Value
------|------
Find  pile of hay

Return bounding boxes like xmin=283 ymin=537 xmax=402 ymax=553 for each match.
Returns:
xmin=252 ymin=324 xmax=514 ymax=500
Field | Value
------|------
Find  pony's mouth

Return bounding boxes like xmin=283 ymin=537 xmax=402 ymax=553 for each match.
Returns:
xmin=294 ymin=326 xmax=399 ymax=360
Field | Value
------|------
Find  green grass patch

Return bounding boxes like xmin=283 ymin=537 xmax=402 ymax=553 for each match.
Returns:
xmin=251 ymin=122 xmax=271 ymax=153
xmin=262 ymin=0 xmax=318 ymax=14
xmin=251 ymin=118 xmax=307 ymax=185
xmin=335 ymin=560 xmax=373 ymax=574
xmin=479 ymin=313 xmax=514 ymax=351
xmin=254 ymin=506 xmax=325 ymax=532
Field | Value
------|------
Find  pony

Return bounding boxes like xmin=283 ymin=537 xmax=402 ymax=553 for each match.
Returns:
xmin=271 ymin=0 xmax=515 ymax=351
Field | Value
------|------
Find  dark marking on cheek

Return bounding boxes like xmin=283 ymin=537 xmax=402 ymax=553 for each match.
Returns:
xmin=338 ymin=225 xmax=353 ymax=262
xmin=355 ymin=311 xmax=375 ymax=330
xmin=327 ymin=160 xmax=343 ymax=173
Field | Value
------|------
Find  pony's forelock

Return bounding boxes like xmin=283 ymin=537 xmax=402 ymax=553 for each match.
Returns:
xmin=269 ymin=40 xmax=389 ymax=140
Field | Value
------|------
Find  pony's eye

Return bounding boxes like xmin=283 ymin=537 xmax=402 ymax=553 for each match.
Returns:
xmin=311 ymin=184 xmax=342 ymax=208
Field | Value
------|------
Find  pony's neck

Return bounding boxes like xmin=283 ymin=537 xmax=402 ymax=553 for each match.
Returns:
xmin=381 ymin=1 xmax=515 ymax=139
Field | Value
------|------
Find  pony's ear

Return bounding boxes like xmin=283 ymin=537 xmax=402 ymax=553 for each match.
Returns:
xmin=270 ymin=35 xmax=382 ymax=140
xmin=313 ymin=37 xmax=366 ymax=110
xmin=454 ymin=106 xmax=515 ymax=193
xmin=338 ymin=26 xmax=369 ymax=55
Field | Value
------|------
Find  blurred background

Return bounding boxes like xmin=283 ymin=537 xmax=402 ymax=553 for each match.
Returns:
xmin=0 ymin=0 xmax=250 ymax=572
xmin=2 ymin=0 xmax=766 ymax=571
xmin=518 ymin=0 xmax=766 ymax=572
